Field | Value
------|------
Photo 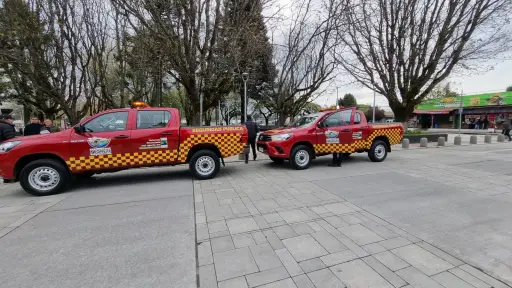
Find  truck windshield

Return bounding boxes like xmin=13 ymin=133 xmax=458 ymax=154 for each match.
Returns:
xmin=291 ymin=113 xmax=322 ymax=127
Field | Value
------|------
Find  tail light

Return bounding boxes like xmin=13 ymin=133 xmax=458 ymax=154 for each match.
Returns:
xmin=240 ymin=127 xmax=249 ymax=143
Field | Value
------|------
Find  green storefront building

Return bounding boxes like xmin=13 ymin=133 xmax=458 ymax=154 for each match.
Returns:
xmin=413 ymin=91 xmax=512 ymax=129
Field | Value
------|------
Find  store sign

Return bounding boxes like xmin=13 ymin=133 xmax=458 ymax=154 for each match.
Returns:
xmin=416 ymin=92 xmax=512 ymax=110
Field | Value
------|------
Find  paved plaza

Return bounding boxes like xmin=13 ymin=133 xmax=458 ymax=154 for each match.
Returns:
xmin=1 ymin=140 xmax=512 ymax=287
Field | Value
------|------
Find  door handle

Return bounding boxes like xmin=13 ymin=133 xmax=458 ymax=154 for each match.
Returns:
xmin=341 ymin=129 xmax=352 ymax=132
xmin=114 ymin=135 xmax=129 ymax=139
xmin=161 ymin=132 xmax=173 ymax=136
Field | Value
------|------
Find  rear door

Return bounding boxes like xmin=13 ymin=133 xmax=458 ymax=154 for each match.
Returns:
xmin=68 ymin=111 xmax=132 ymax=172
xmin=316 ymin=110 xmax=354 ymax=153
xmin=129 ymin=109 xmax=180 ymax=165
xmin=350 ymin=111 xmax=368 ymax=148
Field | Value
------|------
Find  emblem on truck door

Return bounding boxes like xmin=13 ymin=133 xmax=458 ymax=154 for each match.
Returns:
xmin=87 ymin=137 xmax=112 ymax=156
xmin=325 ymin=130 xmax=340 ymax=144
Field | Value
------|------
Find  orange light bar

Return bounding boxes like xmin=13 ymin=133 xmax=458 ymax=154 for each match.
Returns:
xmin=320 ymin=106 xmax=344 ymax=112
xmin=131 ymin=101 xmax=150 ymax=109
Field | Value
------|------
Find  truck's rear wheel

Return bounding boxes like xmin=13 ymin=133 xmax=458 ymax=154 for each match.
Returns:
xmin=19 ymin=159 xmax=71 ymax=196
xmin=368 ymin=140 xmax=388 ymax=162
xmin=270 ymin=157 xmax=285 ymax=164
xmin=290 ymin=145 xmax=312 ymax=170
xmin=190 ymin=150 xmax=220 ymax=180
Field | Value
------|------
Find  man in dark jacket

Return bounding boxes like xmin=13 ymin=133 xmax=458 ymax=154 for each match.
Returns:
xmin=503 ymin=118 xmax=512 ymax=141
xmin=0 ymin=114 xmax=16 ymax=142
xmin=23 ymin=117 xmax=43 ymax=136
xmin=244 ymin=115 xmax=260 ymax=163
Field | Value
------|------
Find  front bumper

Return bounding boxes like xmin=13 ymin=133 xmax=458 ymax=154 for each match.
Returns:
xmin=0 ymin=153 xmax=15 ymax=180
xmin=256 ymin=141 xmax=288 ymax=158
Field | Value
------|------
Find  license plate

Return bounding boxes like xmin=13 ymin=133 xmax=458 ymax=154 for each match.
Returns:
xmin=258 ymin=147 xmax=264 ymax=152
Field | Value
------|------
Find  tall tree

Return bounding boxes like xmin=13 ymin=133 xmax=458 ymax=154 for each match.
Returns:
xmin=365 ymin=106 xmax=385 ymax=122
xmin=342 ymin=93 xmax=357 ymax=107
xmin=426 ymin=82 xmax=459 ymax=99
xmin=335 ymin=0 xmax=512 ymax=126
xmin=506 ymin=86 xmax=512 ymax=92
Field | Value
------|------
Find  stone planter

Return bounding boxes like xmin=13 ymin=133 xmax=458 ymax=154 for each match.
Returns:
xmin=403 ymin=134 xmax=448 ymax=144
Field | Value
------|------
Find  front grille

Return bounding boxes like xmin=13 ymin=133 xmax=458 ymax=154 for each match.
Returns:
xmin=259 ymin=134 xmax=272 ymax=141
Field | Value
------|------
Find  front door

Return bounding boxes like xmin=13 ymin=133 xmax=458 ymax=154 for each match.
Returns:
xmin=129 ymin=109 xmax=180 ymax=165
xmin=68 ymin=111 xmax=132 ymax=172
xmin=316 ymin=110 xmax=354 ymax=153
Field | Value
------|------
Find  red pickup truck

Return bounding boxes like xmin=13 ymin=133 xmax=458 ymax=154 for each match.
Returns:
xmin=0 ymin=107 xmax=248 ymax=196
xmin=257 ymin=107 xmax=403 ymax=169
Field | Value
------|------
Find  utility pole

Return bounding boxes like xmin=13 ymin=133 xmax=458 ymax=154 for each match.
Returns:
xmin=200 ymin=92 xmax=203 ymax=127
xmin=372 ymin=90 xmax=376 ymax=124
xmin=242 ymin=73 xmax=249 ymax=123
xmin=336 ymin=87 xmax=339 ymax=109
xmin=459 ymin=89 xmax=463 ymax=136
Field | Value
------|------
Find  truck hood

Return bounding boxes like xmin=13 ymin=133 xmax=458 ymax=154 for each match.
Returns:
xmin=6 ymin=130 xmax=69 ymax=143
xmin=263 ymin=127 xmax=302 ymax=135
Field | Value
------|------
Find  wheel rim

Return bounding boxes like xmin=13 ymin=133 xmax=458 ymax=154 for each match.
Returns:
xmin=295 ymin=150 xmax=310 ymax=167
xmin=196 ymin=156 xmax=215 ymax=176
xmin=27 ymin=166 xmax=60 ymax=192
xmin=374 ymin=144 xmax=386 ymax=159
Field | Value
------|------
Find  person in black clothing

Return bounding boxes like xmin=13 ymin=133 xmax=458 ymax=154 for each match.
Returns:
xmin=23 ymin=117 xmax=43 ymax=136
xmin=244 ymin=115 xmax=260 ymax=163
xmin=0 ymin=114 xmax=16 ymax=142
xmin=503 ymin=118 xmax=512 ymax=141
xmin=329 ymin=152 xmax=342 ymax=167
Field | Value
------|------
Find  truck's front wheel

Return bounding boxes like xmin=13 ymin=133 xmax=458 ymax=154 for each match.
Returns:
xmin=368 ymin=140 xmax=388 ymax=162
xmin=190 ymin=150 xmax=221 ymax=180
xmin=290 ymin=145 xmax=312 ymax=170
xmin=19 ymin=159 xmax=71 ymax=196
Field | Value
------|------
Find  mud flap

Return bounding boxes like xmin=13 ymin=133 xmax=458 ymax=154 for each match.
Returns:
xmin=221 ymin=158 xmax=225 ymax=167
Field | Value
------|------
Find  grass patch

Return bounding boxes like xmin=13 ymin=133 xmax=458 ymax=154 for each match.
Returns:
xmin=404 ymin=129 xmax=430 ymax=136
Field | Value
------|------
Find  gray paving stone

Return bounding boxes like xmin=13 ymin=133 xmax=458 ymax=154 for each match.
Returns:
xmin=208 ymin=220 xmax=228 ymax=234
xmin=320 ymin=250 xmax=358 ymax=267
xmin=213 ymin=248 xmax=259 ymax=281
xmin=362 ymin=242 xmax=387 ymax=254
xmin=362 ymin=256 xmax=408 ymax=288
xmin=310 ymin=231 xmax=347 ymax=253
xmin=416 ymin=242 xmax=464 ymax=267
xmin=307 ymin=268 xmax=345 ymax=288
xmin=298 ymin=258 xmax=326 ymax=273
xmin=292 ymin=275 xmax=315 ymax=288
xmin=226 ymin=217 xmax=260 ymax=235
xmin=458 ymin=264 xmax=509 ymax=288
xmin=246 ymin=266 xmax=289 ymax=287
xmin=335 ymin=233 xmax=370 ymax=258
xmin=340 ymin=214 xmax=363 ymax=225
xmin=330 ymin=259 xmax=394 ymax=288
xmin=339 ymin=224 xmax=385 ymax=246
xmin=385 ymin=225 xmax=421 ymax=243
xmin=250 ymin=243 xmax=283 ymax=271
xmin=282 ymin=235 xmax=329 ymax=262
xmin=210 ymin=230 xmax=230 ymax=238
xmin=374 ymin=251 xmax=410 ymax=271
xmin=219 ymin=199 xmax=234 ymax=205
xmin=233 ymin=233 xmax=256 ymax=248
xmin=392 ymin=244 xmax=454 ymax=276
xmin=324 ymin=216 xmax=348 ymax=228
xmin=253 ymin=215 xmax=271 ymax=229
xmin=199 ymin=264 xmax=218 ymax=288
xmin=290 ymin=223 xmax=316 ymax=235
xmin=273 ymin=225 xmax=299 ymax=240
xmin=198 ymin=241 xmax=214 ymax=266
xmin=310 ymin=206 xmax=329 ymax=215
xmin=278 ymin=210 xmax=311 ymax=224
xmin=211 ymin=235 xmax=235 ymax=253
xmin=218 ymin=276 xmax=248 ymax=288
xmin=323 ymin=202 xmax=356 ymax=215
xmin=255 ymin=199 xmax=281 ymax=212
xmin=306 ymin=222 xmax=324 ymax=232
xmin=259 ymin=278 xmax=298 ymax=288
xmin=449 ymin=268 xmax=492 ymax=288
xmin=198 ymin=223 xmax=210 ymax=242
xmin=363 ymin=221 xmax=400 ymax=239
xmin=275 ymin=248 xmax=304 ymax=277
xmin=315 ymin=220 xmax=340 ymax=236
xmin=396 ymin=266 xmax=444 ymax=288
xmin=379 ymin=237 xmax=412 ymax=250
xmin=231 ymin=203 xmax=249 ymax=214
xmin=300 ymin=207 xmax=321 ymax=220
xmin=252 ymin=231 xmax=268 ymax=244
xmin=270 ymin=221 xmax=287 ymax=228
xmin=264 ymin=213 xmax=284 ymax=223
xmin=432 ymin=272 xmax=475 ymax=288
xmin=263 ymin=229 xmax=286 ymax=249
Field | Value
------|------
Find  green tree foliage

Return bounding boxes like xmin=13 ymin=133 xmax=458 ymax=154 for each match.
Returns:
xmin=342 ymin=94 xmax=357 ymax=107
xmin=365 ymin=106 xmax=386 ymax=122
xmin=506 ymin=86 xmax=512 ymax=92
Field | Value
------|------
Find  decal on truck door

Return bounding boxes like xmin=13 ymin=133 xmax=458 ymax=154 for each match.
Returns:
xmin=88 ymin=137 xmax=112 ymax=156
xmin=139 ymin=138 xmax=169 ymax=150
xmin=325 ymin=130 xmax=340 ymax=144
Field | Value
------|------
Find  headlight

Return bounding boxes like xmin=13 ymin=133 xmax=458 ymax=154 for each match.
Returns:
xmin=271 ymin=133 xmax=293 ymax=141
xmin=0 ymin=141 xmax=21 ymax=153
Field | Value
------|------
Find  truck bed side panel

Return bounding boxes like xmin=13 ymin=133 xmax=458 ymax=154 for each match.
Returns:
xmin=176 ymin=126 xmax=247 ymax=163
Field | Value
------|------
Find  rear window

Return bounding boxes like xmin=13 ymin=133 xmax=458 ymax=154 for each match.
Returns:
xmin=137 ymin=110 xmax=171 ymax=129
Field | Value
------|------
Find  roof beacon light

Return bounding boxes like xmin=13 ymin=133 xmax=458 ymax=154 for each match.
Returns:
xmin=131 ymin=101 xmax=150 ymax=109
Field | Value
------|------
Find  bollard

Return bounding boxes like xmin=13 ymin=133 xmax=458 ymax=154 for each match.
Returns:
xmin=484 ymin=135 xmax=492 ymax=144
xmin=498 ymin=134 xmax=505 ymax=142
xmin=470 ymin=135 xmax=478 ymax=144
xmin=420 ymin=137 xmax=428 ymax=147
xmin=454 ymin=136 xmax=462 ymax=145
xmin=437 ymin=137 xmax=446 ymax=146
xmin=402 ymin=138 xmax=410 ymax=149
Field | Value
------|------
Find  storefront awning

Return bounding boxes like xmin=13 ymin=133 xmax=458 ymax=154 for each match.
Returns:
xmin=413 ymin=109 xmax=453 ymax=115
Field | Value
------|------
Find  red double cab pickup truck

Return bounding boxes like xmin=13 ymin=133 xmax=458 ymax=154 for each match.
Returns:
xmin=0 ymin=106 xmax=248 ymax=196
xmin=257 ymin=107 xmax=404 ymax=169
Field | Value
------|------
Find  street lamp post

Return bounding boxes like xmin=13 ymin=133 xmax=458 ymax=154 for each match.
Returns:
xmin=372 ymin=90 xmax=376 ymax=124
xmin=459 ymin=89 xmax=463 ymax=136
xmin=242 ymin=72 xmax=249 ymax=123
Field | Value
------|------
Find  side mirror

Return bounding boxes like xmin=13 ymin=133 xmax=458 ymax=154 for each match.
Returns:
xmin=317 ymin=122 xmax=324 ymax=128
xmin=74 ymin=125 xmax=84 ymax=134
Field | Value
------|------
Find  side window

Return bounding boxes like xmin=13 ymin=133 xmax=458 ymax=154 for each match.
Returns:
xmin=324 ymin=110 xmax=352 ymax=127
xmin=84 ymin=112 xmax=128 ymax=132
xmin=340 ymin=110 xmax=352 ymax=125
xmin=354 ymin=112 xmax=361 ymax=124
xmin=137 ymin=110 xmax=171 ymax=129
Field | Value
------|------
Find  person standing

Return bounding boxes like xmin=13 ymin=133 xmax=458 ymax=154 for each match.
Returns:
xmin=0 ymin=114 xmax=16 ymax=142
xmin=23 ymin=117 xmax=43 ymax=136
xmin=41 ymin=119 xmax=61 ymax=133
xmin=244 ymin=115 xmax=259 ymax=163
xmin=328 ymin=152 xmax=342 ymax=167
xmin=503 ymin=117 xmax=512 ymax=141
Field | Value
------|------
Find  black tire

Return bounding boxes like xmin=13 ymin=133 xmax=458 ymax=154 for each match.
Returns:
xmin=342 ymin=153 xmax=351 ymax=157
xmin=290 ymin=145 xmax=312 ymax=170
xmin=368 ymin=140 xmax=388 ymax=162
xmin=270 ymin=157 xmax=285 ymax=164
xmin=189 ymin=150 xmax=221 ymax=180
xmin=19 ymin=159 xmax=71 ymax=196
